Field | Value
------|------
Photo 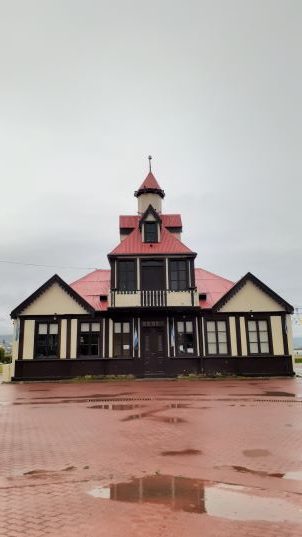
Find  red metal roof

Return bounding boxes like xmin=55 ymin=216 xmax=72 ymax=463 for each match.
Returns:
xmin=70 ymin=270 xmax=110 ymax=311
xmin=195 ymin=268 xmax=234 ymax=308
xmin=120 ymin=214 xmax=182 ymax=229
xmin=137 ymin=172 xmax=163 ymax=192
xmin=70 ymin=267 xmax=234 ymax=311
xmin=110 ymin=226 xmax=194 ymax=256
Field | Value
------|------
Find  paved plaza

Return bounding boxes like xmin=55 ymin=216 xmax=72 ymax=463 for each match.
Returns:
xmin=1 ymin=376 xmax=302 ymax=537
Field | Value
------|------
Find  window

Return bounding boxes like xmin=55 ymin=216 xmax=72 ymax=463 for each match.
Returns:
xmin=247 ymin=319 xmax=270 ymax=354
xmin=206 ymin=320 xmax=228 ymax=355
xmin=176 ymin=320 xmax=195 ymax=355
xmin=169 ymin=260 xmax=188 ymax=291
xmin=78 ymin=322 xmax=101 ymax=356
xmin=113 ymin=321 xmax=131 ymax=357
xmin=144 ymin=222 xmax=158 ymax=243
xmin=118 ymin=260 xmax=136 ymax=291
xmin=35 ymin=322 xmax=59 ymax=358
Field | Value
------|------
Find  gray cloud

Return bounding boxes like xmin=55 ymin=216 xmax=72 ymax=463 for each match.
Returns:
xmin=0 ymin=0 xmax=301 ymax=335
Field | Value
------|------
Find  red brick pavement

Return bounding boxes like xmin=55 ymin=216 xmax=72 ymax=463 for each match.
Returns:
xmin=1 ymin=377 xmax=302 ymax=536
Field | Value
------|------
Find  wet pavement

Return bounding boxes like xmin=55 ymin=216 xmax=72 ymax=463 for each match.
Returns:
xmin=1 ymin=378 xmax=302 ymax=536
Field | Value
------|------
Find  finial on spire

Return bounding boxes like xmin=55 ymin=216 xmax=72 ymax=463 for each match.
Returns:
xmin=148 ymin=155 xmax=152 ymax=173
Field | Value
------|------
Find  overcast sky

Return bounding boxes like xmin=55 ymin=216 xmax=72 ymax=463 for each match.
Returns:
xmin=0 ymin=0 xmax=301 ymax=335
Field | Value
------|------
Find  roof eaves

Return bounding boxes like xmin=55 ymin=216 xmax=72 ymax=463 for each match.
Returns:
xmin=11 ymin=274 xmax=95 ymax=318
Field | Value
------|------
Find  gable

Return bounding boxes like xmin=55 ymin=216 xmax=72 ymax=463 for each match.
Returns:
xmin=219 ymin=280 xmax=286 ymax=312
xmin=21 ymin=282 xmax=89 ymax=315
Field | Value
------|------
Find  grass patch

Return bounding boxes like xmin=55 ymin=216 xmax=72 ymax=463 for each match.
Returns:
xmin=295 ymin=357 xmax=302 ymax=363
xmin=70 ymin=374 xmax=135 ymax=383
xmin=0 ymin=364 xmax=2 ymax=374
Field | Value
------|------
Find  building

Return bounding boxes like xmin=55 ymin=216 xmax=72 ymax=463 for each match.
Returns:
xmin=10 ymin=166 xmax=294 ymax=380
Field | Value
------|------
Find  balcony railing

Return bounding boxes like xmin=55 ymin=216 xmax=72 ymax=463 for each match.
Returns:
xmin=110 ymin=289 xmax=198 ymax=308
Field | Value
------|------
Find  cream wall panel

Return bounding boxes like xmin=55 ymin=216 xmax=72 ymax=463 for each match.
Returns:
xmin=240 ymin=317 xmax=247 ymax=356
xmin=138 ymin=193 xmax=162 ymax=214
xmin=270 ymin=316 xmax=284 ymax=355
xmin=70 ymin=319 xmax=78 ymax=359
xmin=220 ymin=281 xmax=285 ymax=313
xmin=286 ymin=314 xmax=294 ymax=356
xmin=22 ymin=283 xmax=88 ymax=315
xmin=229 ymin=317 xmax=237 ymax=356
xmin=60 ymin=319 xmax=67 ymax=359
xmin=12 ymin=320 xmax=19 ymax=362
xmin=23 ymin=320 xmax=35 ymax=359
xmin=109 ymin=320 xmax=113 ymax=358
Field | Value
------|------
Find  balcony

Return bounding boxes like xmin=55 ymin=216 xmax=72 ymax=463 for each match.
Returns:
xmin=110 ymin=289 xmax=199 ymax=308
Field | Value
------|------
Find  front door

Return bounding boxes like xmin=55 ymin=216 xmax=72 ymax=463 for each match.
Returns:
xmin=141 ymin=320 xmax=166 ymax=377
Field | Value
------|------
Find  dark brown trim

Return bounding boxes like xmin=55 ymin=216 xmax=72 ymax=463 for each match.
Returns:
xmin=108 ymin=252 xmax=197 ymax=260
xmin=116 ymin=258 xmax=137 ymax=291
xmin=110 ymin=260 xmax=115 ymax=289
xmin=33 ymin=319 xmax=61 ymax=360
xmin=245 ymin=316 xmax=273 ymax=356
xmin=166 ymin=226 xmax=183 ymax=234
xmin=66 ymin=319 xmax=71 ymax=359
xmin=105 ymin=319 xmax=109 ymax=357
xmin=139 ymin=204 xmax=162 ymax=230
xmin=213 ymin=272 xmax=293 ymax=314
xmin=199 ymin=317 xmax=204 ymax=357
xmin=204 ymin=316 xmax=231 ymax=357
xmin=281 ymin=314 xmax=289 ymax=355
xmin=58 ymin=319 xmax=61 ymax=358
xmin=235 ymin=316 xmax=242 ymax=356
xmin=11 ymin=274 xmax=95 ymax=318
xmin=76 ymin=319 xmax=103 ymax=358
xmin=18 ymin=318 xmax=25 ymax=360
xmin=190 ymin=259 xmax=195 ymax=288
xmin=174 ymin=316 xmax=197 ymax=358
xmin=134 ymin=187 xmax=165 ymax=199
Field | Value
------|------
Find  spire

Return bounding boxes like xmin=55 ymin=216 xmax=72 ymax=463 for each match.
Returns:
xmin=134 ymin=157 xmax=165 ymax=199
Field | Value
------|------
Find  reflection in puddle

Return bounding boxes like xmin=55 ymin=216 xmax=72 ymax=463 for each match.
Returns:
xmin=161 ymin=449 xmax=201 ymax=456
xmin=283 ymin=470 xmax=302 ymax=481
xmin=243 ymin=449 xmax=271 ymax=457
xmin=87 ymin=475 xmax=302 ymax=522
xmin=264 ymin=391 xmax=296 ymax=397
xmin=231 ymin=466 xmax=283 ymax=478
xmin=89 ymin=404 xmax=143 ymax=411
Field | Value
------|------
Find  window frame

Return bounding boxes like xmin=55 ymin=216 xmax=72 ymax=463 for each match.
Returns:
xmin=169 ymin=259 xmax=189 ymax=291
xmin=113 ymin=320 xmax=133 ymax=358
xmin=175 ymin=318 xmax=196 ymax=357
xmin=144 ymin=222 xmax=158 ymax=243
xmin=117 ymin=259 xmax=137 ymax=292
xmin=34 ymin=320 xmax=60 ymax=359
xmin=204 ymin=318 xmax=230 ymax=357
xmin=77 ymin=320 xmax=102 ymax=358
xmin=246 ymin=317 xmax=272 ymax=356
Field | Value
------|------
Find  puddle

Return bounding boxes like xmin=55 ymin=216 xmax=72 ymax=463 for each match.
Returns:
xmin=243 ymin=449 xmax=271 ymax=457
xmin=87 ymin=474 xmax=302 ymax=522
xmin=88 ymin=404 xmax=143 ymax=411
xmin=161 ymin=449 xmax=202 ymax=456
xmin=168 ymin=403 xmax=188 ymax=409
xmin=283 ymin=471 xmax=302 ymax=481
xmin=23 ymin=466 xmax=76 ymax=477
xmin=264 ymin=391 xmax=296 ymax=397
xmin=231 ymin=466 xmax=283 ymax=478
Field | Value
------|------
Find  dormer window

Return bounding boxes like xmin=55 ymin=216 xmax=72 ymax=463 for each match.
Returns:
xmin=144 ymin=222 xmax=158 ymax=243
